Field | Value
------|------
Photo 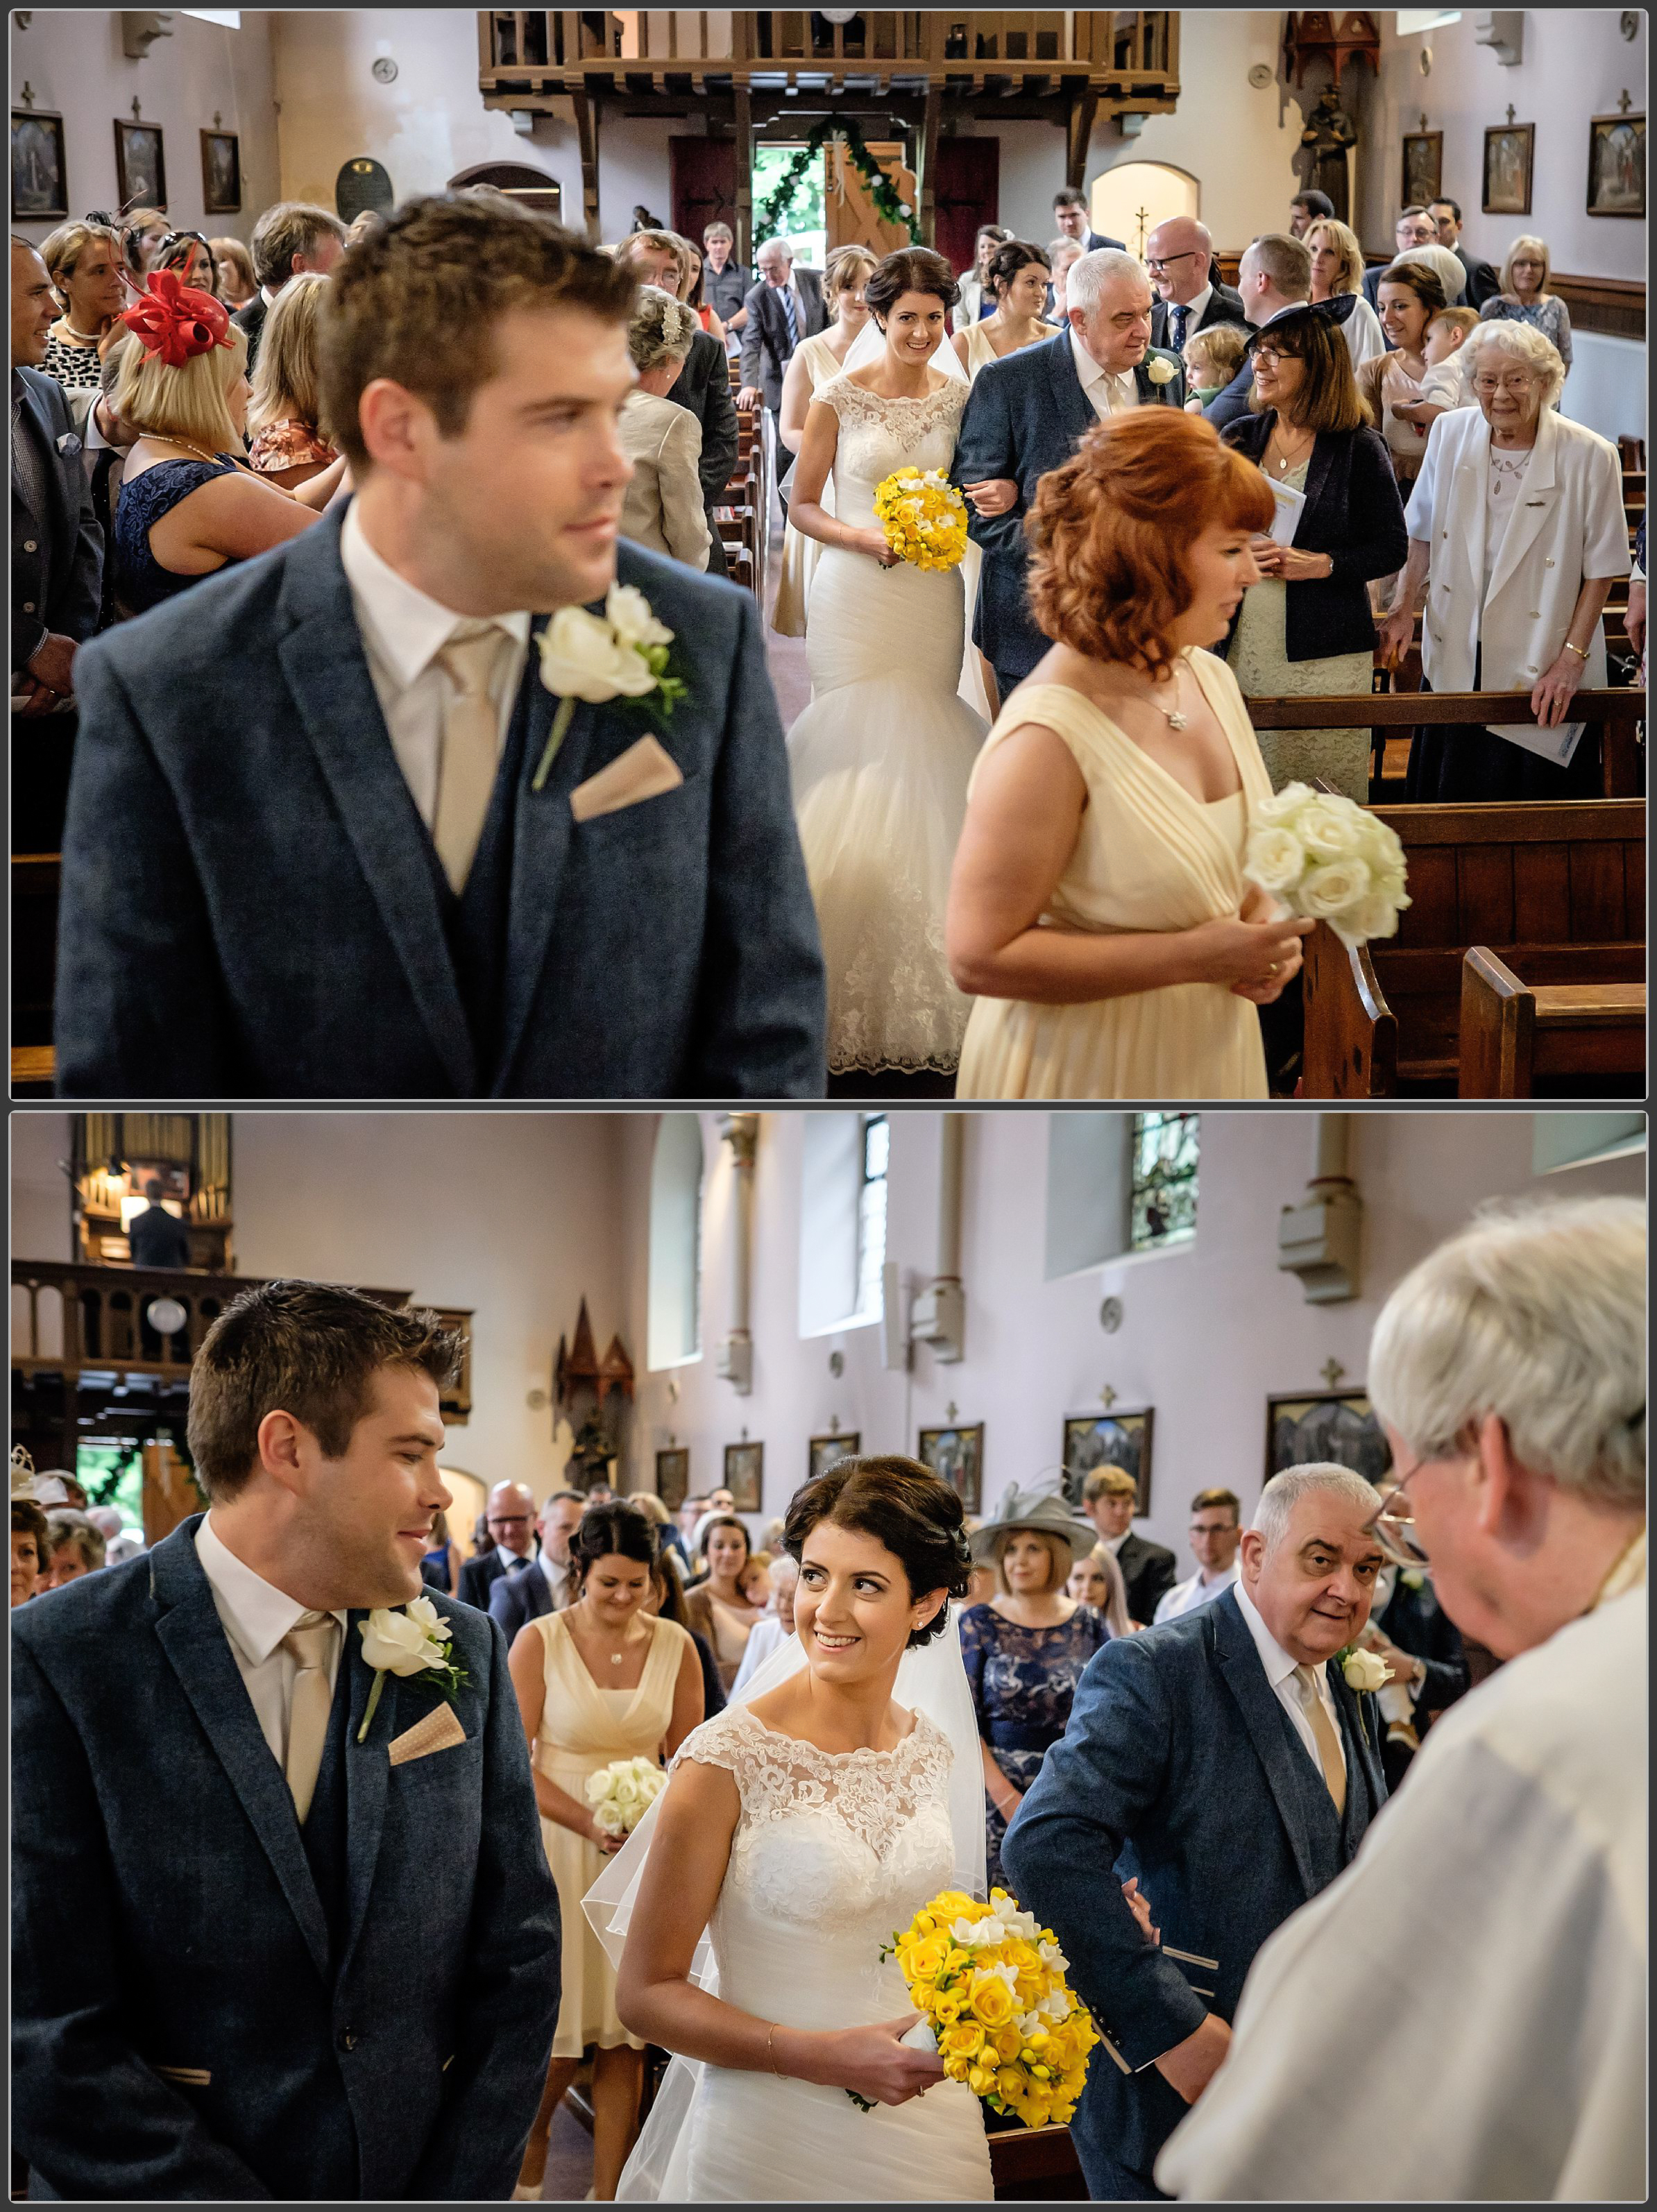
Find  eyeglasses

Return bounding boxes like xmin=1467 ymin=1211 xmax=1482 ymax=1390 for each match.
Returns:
xmin=1145 ymin=250 xmax=1202 ymax=274
xmin=1370 ymin=1457 xmax=1432 ymax=1569
xmin=1472 ymin=373 xmax=1536 ymax=394
xmin=1252 ymin=344 xmax=1302 ymax=367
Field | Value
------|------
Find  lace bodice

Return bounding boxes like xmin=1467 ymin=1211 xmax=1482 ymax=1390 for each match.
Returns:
xmin=817 ymin=374 xmax=969 ymax=528
xmin=674 ymin=1705 xmax=958 ymax=2030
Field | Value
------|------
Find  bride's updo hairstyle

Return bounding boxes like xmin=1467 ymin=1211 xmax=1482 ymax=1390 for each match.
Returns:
xmin=783 ymin=1456 xmax=973 ymax=1644
xmin=863 ymin=247 xmax=960 ymax=328
xmin=570 ymin=1498 xmax=658 ymax=1585
xmin=1027 ymin=410 xmax=1275 ymax=681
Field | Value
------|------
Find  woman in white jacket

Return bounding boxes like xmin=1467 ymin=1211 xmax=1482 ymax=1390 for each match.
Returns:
xmin=1379 ymin=320 xmax=1629 ymax=799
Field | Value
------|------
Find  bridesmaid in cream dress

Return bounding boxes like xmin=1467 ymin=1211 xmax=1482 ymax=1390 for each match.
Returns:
xmin=946 ymin=411 xmax=1314 ymax=1100
xmin=772 ymin=246 xmax=878 ymax=636
xmin=951 ymin=239 xmax=1058 ymax=383
xmin=508 ymin=1503 xmax=703 ymax=2201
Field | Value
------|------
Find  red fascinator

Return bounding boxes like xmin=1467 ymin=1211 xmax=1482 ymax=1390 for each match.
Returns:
xmin=119 ymin=266 xmax=235 ymax=368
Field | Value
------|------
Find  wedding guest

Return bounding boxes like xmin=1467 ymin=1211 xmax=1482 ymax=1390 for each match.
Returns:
xmin=1356 ymin=1477 xmax=1469 ymax=1786
xmin=107 ymin=278 xmax=346 ymax=616
xmin=210 ymin=235 xmax=256 ymax=307
xmin=1005 ymin=1463 xmax=1390 ymax=2201
xmin=683 ymin=1515 xmax=768 ymax=1691
xmin=960 ymin=1485 xmax=1109 ymax=1891
xmin=953 ymin=239 xmax=1057 ymax=380
xmin=419 ymin=1507 xmax=463 ymax=1594
xmin=699 ymin=221 xmax=749 ymax=332
xmin=1044 ymin=236 xmax=1083 ymax=322
xmin=952 ymin=222 xmax=1013 ymax=332
xmin=1153 ymin=1488 xmax=1243 ymax=1623
xmin=615 ymin=230 xmax=738 ymax=578
xmin=10 ymin=1498 xmax=49 ymax=1607
xmin=1360 ymin=205 xmax=1438 ymax=310
xmin=39 ymin=219 xmax=126 ymax=389
xmin=1221 ymin=296 xmax=1407 ymax=799
xmin=675 ymin=240 xmax=726 ymax=347
xmin=343 ymin=208 xmax=386 ymax=251
xmin=1380 ymin=321 xmax=1627 ymax=800
xmin=57 ymin=196 xmax=826 ymax=1101
xmin=1388 ymin=303 xmax=1479 ymax=437
xmin=737 ymin=236 xmax=828 ymax=418
xmin=1201 ymin=232 xmax=1311 ymax=432
xmin=1479 ymin=232 xmax=1572 ymax=377
xmin=1304 ymin=218 xmax=1387 ymax=366
xmin=509 ymin=1501 xmax=703 ymax=2200
xmin=957 ymin=247 xmax=1186 ymax=704
xmin=1078 ymin=1465 xmax=1178 ymax=1626
xmin=738 ymin=1551 xmax=773 ymax=1610
xmin=1182 ymin=322 xmax=1248 ymax=412
xmin=457 ymin=1480 xmax=540 ymax=1610
xmin=649 ymin=1546 xmax=725 ymax=1719
xmin=233 ymin=200 xmax=346 ymax=371
xmin=37 ymin=1508 xmax=105 ymax=1589
xmin=1357 ymin=255 xmax=1446 ymax=488
xmin=1288 ymin=187 xmax=1334 ymax=239
xmin=117 ymin=207 xmax=170 ymax=276
xmin=948 ymin=411 xmax=1310 ymax=1101
xmin=491 ymin=1490 xmax=587 ymax=1637
xmin=1158 ymin=1200 xmax=1644 ymax=2202
xmin=1429 ymin=195 xmax=1499 ymax=310
xmin=772 ymin=246 xmax=874 ymax=636
xmin=246 ymin=271 xmax=339 ymax=490
xmin=618 ymin=286 xmax=710 ymax=570
xmin=155 ymin=228 xmax=221 ymax=295
xmin=1146 ymin=216 xmax=1244 ymax=357
xmin=127 ymin=1175 xmax=192 ymax=1266
xmin=729 ymin=1551 xmax=799 ymax=1692
xmin=1053 ymin=184 xmax=1123 ymax=255
xmin=1066 ymin=1544 xmax=1134 ymax=1637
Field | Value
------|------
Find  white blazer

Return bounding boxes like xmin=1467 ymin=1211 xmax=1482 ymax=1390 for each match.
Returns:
xmin=1404 ymin=403 xmax=1628 ymax=752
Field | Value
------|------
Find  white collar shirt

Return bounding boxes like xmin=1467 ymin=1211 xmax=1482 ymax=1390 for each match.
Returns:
xmin=1164 ymin=282 xmax=1213 ymax=334
xmin=1070 ymin=327 xmax=1138 ymax=418
xmin=540 ymin=1549 xmax=572 ymax=1608
xmin=1153 ymin=1559 xmax=1240 ymax=1625
xmin=1233 ymin=1576 xmax=1346 ymax=1783
xmin=195 ymin=1513 xmax=348 ymax=1766
xmin=339 ymin=499 xmax=532 ymax=829
xmin=1101 ymin=1528 xmax=1128 ymax=1556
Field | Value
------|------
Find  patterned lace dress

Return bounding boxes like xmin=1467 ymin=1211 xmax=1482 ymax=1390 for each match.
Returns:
xmin=958 ymin=1603 xmax=1110 ymax=1893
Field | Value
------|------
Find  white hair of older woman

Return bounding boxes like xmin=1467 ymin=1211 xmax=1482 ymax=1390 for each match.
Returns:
xmin=1386 ymin=240 xmax=1465 ymax=305
xmin=1461 ymin=317 xmax=1566 ymax=411
xmin=1251 ymin=1463 xmax=1382 ymax=1552
xmin=1066 ymin=246 xmax=1148 ymax=316
xmin=1368 ymin=1197 xmax=1645 ymax=1511
xmin=627 ymin=283 xmax=699 ymax=373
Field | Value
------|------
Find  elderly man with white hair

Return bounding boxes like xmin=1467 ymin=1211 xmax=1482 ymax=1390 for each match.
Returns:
xmin=1145 ymin=215 xmax=1246 ymax=356
xmin=1159 ymin=1196 xmax=1646 ymax=2204
xmin=1002 ymin=1460 xmax=1389 ymax=2200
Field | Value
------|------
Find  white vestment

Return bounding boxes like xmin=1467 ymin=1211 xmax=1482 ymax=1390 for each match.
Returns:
xmin=1156 ymin=1576 xmax=1647 ymax=2202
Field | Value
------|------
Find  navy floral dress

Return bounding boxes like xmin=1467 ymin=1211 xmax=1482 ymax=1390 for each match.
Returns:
xmin=959 ymin=1602 xmax=1111 ymax=1894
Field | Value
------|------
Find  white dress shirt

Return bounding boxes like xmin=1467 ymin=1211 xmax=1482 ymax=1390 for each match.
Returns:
xmin=339 ymin=500 xmax=532 ymax=829
xmin=540 ymin=1549 xmax=573 ymax=1610
xmin=194 ymin=1514 xmax=348 ymax=1767
xmin=1232 ymin=1576 xmax=1346 ymax=1785
xmin=1153 ymin=1560 xmax=1240 ymax=1625
xmin=1162 ymin=282 xmax=1213 ymax=344
xmin=1069 ymin=327 xmax=1139 ymax=419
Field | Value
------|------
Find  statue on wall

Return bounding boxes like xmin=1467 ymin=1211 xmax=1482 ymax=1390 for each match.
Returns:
xmin=1298 ymin=87 xmax=1359 ymax=224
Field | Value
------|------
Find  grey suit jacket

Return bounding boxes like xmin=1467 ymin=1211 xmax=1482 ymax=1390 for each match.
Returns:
xmin=10 ymin=1515 xmax=561 ymax=2200
xmin=12 ymin=366 xmax=104 ymax=672
xmin=738 ymin=271 xmax=828 ymax=408
xmin=54 ymin=513 xmax=827 ymax=1099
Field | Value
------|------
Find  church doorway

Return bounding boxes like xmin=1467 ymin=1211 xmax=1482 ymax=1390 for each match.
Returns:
xmin=1089 ymin=160 xmax=1198 ymax=259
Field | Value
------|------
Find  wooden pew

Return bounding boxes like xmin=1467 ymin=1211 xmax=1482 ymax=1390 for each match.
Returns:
xmin=12 ymin=851 xmax=59 ymax=1090
xmin=987 ymin=2120 xmax=1088 ymax=2202
xmin=1459 ymin=947 xmax=1646 ymax=1096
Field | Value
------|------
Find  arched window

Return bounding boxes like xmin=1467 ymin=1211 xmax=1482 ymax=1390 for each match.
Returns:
xmin=1089 ymin=160 xmax=1199 ymax=260
xmin=647 ymin=1113 xmax=703 ymax=1369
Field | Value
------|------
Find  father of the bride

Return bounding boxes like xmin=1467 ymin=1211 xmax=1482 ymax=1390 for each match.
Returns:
xmin=54 ymin=193 xmax=826 ymax=1098
xmin=1003 ymin=1463 xmax=1388 ymax=2201
xmin=11 ymin=1280 xmax=562 ymax=2200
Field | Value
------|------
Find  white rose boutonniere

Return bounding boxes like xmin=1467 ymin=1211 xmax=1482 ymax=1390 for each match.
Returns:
xmin=1401 ymin=1567 xmax=1426 ymax=1592
xmin=1336 ymin=1644 xmax=1391 ymax=1695
xmin=532 ymin=582 xmax=688 ymax=792
xmin=356 ymin=1594 xmax=470 ymax=1742
xmin=1146 ymin=354 xmax=1178 ymax=386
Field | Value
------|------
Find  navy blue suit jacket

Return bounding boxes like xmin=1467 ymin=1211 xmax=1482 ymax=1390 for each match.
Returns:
xmin=955 ymin=332 xmax=1186 ymax=686
xmin=10 ymin=1516 xmax=561 ymax=2200
xmin=1375 ymin=1570 xmax=1470 ymax=1713
xmin=456 ymin=1543 xmax=535 ymax=1615
xmin=1002 ymin=1586 xmax=1385 ymax=2184
xmin=54 ymin=517 xmax=826 ymax=1099
xmin=489 ymin=1558 xmax=556 ymax=1640
xmin=12 ymin=364 xmax=103 ymax=673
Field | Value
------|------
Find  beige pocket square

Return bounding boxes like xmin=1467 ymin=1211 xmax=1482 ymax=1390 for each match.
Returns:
xmin=570 ymin=734 xmax=684 ymax=823
xmin=388 ymin=1703 xmax=468 ymax=1767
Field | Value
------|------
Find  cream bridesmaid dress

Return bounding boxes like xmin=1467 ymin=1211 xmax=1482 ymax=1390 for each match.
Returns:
xmin=955 ymin=647 xmax=1276 ymax=1100
xmin=771 ymin=330 xmax=848 ymax=637
xmin=534 ymin=1608 xmax=692 ymax=2058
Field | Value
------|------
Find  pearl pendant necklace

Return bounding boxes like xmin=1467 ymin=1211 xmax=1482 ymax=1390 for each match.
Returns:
xmin=1150 ymin=663 xmax=1189 ymax=732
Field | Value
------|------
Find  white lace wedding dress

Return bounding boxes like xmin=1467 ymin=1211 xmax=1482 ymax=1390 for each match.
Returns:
xmin=636 ymin=1703 xmax=994 ymax=2202
xmin=789 ymin=374 xmax=989 ymax=1075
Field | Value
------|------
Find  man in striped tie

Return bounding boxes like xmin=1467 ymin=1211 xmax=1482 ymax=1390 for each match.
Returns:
xmin=737 ymin=235 xmax=827 ymax=425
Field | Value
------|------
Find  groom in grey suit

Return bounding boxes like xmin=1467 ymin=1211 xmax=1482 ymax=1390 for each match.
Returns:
xmin=54 ymin=194 xmax=826 ymax=1100
xmin=1003 ymin=1465 xmax=1388 ymax=2201
xmin=955 ymin=248 xmax=1185 ymax=706
xmin=11 ymin=1281 xmax=561 ymax=2200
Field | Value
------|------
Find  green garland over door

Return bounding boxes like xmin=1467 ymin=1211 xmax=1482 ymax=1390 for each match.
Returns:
xmin=753 ymin=114 xmax=912 ymax=241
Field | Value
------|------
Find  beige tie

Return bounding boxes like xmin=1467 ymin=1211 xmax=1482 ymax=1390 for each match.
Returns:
xmin=281 ymin=1610 xmax=338 ymax=1825
xmin=1293 ymin=1664 xmax=1347 ymax=1817
xmin=432 ymin=622 xmax=509 ymax=894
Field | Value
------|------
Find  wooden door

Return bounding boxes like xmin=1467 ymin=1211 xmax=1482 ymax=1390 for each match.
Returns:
xmin=670 ymin=136 xmax=738 ymax=250
xmin=825 ymin=142 xmax=915 ymax=256
xmin=933 ymin=136 xmax=999 ymax=276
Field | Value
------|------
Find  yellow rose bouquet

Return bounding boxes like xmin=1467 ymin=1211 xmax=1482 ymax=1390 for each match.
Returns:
xmin=867 ymin=1887 xmax=1100 ymax=2130
xmin=872 ymin=466 xmax=970 ymax=573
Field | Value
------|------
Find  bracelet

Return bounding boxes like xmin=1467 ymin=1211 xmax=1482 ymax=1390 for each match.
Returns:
xmin=1561 ymin=640 xmax=1588 ymax=661
xmin=766 ymin=2021 xmax=783 ymax=2077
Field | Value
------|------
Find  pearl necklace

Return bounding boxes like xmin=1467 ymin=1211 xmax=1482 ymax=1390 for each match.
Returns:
xmin=1147 ymin=661 xmax=1189 ymax=731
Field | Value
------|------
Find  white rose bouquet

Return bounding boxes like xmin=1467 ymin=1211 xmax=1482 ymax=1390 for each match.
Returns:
xmin=1242 ymin=783 xmax=1410 ymax=951
xmin=584 ymin=1754 xmax=667 ymax=1839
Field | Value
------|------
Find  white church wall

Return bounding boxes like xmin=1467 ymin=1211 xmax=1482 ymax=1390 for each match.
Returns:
xmin=10 ymin=1112 xmax=74 ymax=1268
xmin=9 ymin=8 xmax=281 ymax=249
xmin=620 ymin=1110 xmax=1644 ymax=1564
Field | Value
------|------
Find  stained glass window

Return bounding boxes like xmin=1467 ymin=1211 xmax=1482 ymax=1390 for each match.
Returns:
xmin=1129 ymin=1112 xmax=1199 ymax=1252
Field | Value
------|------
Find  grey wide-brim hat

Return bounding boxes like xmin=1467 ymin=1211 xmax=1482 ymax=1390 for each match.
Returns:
xmin=969 ymin=1481 xmax=1098 ymax=1570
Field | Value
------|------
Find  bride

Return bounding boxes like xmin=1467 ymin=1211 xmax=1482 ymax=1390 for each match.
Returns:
xmin=591 ymin=1456 xmax=995 ymax=2201
xmin=785 ymin=248 xmax=989 ymax=1081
